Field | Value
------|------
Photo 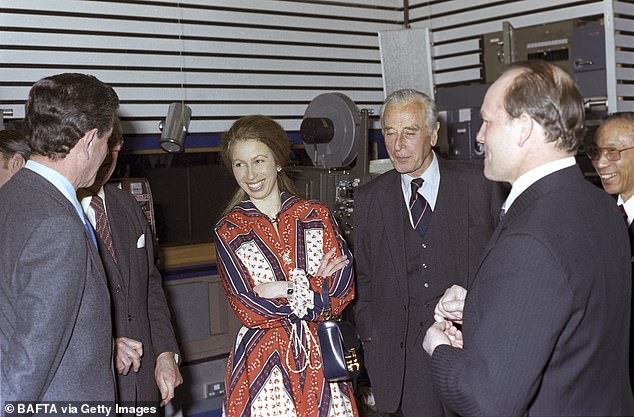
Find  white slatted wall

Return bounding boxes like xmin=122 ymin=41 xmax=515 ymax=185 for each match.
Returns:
xmin=3 ymin=0 xmax=629 ymax=148
xmin=0 ymin=0 xmax=400 ymax=147
xmin=606 ymin=0 xmax=634 ymax=112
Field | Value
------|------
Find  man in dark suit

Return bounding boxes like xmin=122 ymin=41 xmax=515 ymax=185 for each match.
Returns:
xmin=589 ymin=111 xmax=634 ymax=391
xmin=79 ymin=118 xmax=182 ymax=408
xmin=425 ymin=61 xmax=634 ymax=416
xmin=0 ymin=73 xmax=119 ymax=401
xmin=353 ymin=89 xmax=504 ymax=416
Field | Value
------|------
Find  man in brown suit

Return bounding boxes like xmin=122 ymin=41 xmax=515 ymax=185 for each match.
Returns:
xmin=79 ymin=118 xmax=182 ymax=408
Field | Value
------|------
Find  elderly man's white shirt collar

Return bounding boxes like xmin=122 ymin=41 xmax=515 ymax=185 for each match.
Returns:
xmin=400 ymin=150 xmax=440 ymax=211
xmin=618 ymin=194 xmax=634 ymax=226
xmin=502 ymin=157 xmax=576 ymax=213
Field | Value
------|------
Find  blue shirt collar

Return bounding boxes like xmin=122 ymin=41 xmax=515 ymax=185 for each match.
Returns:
xmin=25 ymin=160 xmax=86 ymax=222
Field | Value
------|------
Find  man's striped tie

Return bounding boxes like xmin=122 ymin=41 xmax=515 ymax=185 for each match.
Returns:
xmin=409 ymin=178 xmax=433 ymax=238
xmin=90 ymin=195 xmax=118 ymax=263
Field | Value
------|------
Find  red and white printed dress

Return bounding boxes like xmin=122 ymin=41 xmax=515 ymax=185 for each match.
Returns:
xmin=214 ymin=193 xmax=358 ymax=417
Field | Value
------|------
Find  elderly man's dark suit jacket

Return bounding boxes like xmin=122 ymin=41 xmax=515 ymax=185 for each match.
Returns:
xmin=0 ymin=169 xmax=114 ymax=401
xmin=431 ymin=165 xmax=634 ymax=416
xmin=608 ymin=198 xmax=634 ymax=392
xmin=354 ymin=156 xmax=504 ymax=415
xmin=96 ymin=183 xmax=179 ymax=402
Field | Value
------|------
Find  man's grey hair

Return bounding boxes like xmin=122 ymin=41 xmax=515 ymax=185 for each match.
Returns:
xmin=381 ymin=89 xmax=438 ymax=136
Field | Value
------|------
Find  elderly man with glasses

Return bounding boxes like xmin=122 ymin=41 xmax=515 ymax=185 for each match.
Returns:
xmin=589 ymin=112 xmax=634 ymax=208
xmin=590 ymin=111 xmax=634 ymax=393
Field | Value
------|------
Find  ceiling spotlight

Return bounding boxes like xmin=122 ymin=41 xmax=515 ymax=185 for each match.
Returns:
xmin=159 ymin=102 xmax=192 ymax=153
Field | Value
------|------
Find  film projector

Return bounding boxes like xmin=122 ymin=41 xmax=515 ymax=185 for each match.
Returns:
xmin=288 ymin=93 xmax=372 ymax=245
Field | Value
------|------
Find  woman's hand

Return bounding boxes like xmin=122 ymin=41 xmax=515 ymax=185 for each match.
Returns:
xmin=253 ymin=281 xmax=290 ymax=299
xmin=252 ymin=247 xmax=348 ymax=301
xmin=316 ymin=247 xmax=349 ymax=277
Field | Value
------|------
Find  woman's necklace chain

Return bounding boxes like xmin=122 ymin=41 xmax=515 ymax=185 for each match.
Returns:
xmin=265 ymin=210 xmax=292 ymax=268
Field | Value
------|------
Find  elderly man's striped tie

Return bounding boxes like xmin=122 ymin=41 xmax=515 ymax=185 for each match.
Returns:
xmin=409 ymin=178 xmax=432 ymax=238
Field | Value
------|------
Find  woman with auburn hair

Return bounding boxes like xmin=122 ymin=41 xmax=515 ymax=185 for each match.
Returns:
xmin=214 ymin=115 xmax=358 ymax=417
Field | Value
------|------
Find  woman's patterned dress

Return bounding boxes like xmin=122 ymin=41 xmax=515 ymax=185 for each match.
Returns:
xmin=214 ymin=193 xmax=358 ymax=417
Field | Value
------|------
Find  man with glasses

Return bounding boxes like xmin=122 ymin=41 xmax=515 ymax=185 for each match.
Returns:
xmin=589 ymin=112 xmax=634 ymax=218
xmin=590 ymin=111 xmax=634 ymax=391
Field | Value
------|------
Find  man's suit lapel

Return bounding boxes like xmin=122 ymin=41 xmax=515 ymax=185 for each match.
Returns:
xmin=473 ymin=165 xmax=581 ymax=285
xmin=104 ymin=186 xmax=131 ymax=293
xmin=379 ymin=170 xmax=409 ymax=300
xmin=87 ymin=232 xmax=110 ymax=288
xmin=437 ymin=160 xmax=469 ymax=282
xmin=627 ymin=223 xmax=634 ymax=262
xmin=80 ymin=206 xmax=110 ymax=290
xmin=24 ymin=169 xmax=110 ymax=289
